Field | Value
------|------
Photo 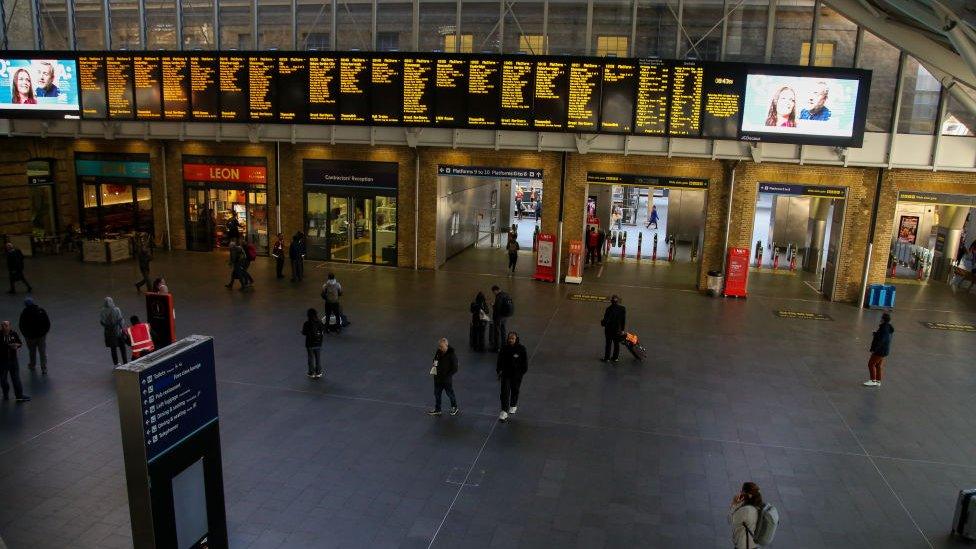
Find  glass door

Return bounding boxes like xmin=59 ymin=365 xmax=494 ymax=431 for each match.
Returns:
xmin=305 ymin=191 xmax=330 ymax=260
xmin=247 ymin=190 xmax=268 ymax=252
xmin=185 ymin=187 xmax=212 ymax=251
xmin=328 ymin=196 xmax=350 ymax=261
xmin=352 ymin=198 xmax=373 ymax=263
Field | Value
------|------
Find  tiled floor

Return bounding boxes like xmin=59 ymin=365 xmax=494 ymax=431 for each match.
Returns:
xmin=0 ymin=250 xmax=974 ymax=548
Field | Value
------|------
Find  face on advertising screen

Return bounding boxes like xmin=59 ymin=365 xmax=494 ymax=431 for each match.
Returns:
xmin=0 ymin=58 xmax=80 ymax=114
xmin=741 ymin=74 xmax=860 ymax=138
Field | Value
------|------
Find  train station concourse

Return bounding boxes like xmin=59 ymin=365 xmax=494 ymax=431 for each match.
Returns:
xmin=3 ymin=0 xmax=976 ymax=547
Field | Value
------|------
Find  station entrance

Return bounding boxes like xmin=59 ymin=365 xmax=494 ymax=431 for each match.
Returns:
xmin=435 ymin=165 xmax=544 ymax=275
xmin=887 ymin=191 xmax=976 ymax=308
xmin=581 ymin=173 xmax=708 ymax=288
xmin=749 ymin=183 xmax=846 ymax=299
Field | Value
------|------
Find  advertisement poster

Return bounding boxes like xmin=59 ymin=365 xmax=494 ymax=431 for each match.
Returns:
xmin=533 ymin=233 xmax=555 ymax=282
xmin=897 ymin=215 xmax=919 ymax=244
xmin=566 ymin=240 xmax=583 ymax=283
xmin=0 ymin=58 xmax=80 ymax=117
xmin=741 ymin=74 xmax=859 ymax=139
xmin=724 ymin=247 xmax=750 ymax=298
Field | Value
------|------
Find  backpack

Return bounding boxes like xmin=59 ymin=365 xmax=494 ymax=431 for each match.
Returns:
xmin=323 ymin=282 xmax=340 ymax=303
xmin=746 ymin=503 xmax=779 ymax=547
xmin=245 ymin=243 xmax=258 ymax=261
xmin=498 ymin=293 xmax=514 ymax=317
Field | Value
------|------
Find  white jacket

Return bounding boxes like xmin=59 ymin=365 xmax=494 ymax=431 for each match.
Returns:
xmin=729 ymin=503 xmax=760 ymax=548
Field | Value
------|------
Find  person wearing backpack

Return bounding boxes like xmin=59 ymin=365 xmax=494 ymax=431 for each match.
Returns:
xmin=490 ymin=285 xmax=514 ymax=352
xmin=863 ymin=312 xmax=894 ymax=387
xmin=18 ymin=297 xmax=50 ymax=374
xmin=225 ymin=242 xmax=248 ymax=290
xmin=427 ymin=338 xmax=459 ymax=416
xmin=469 ymin=291 xmax=489 ymax=352
xmin=242 ymin=240 xmax=258 ymax=287
xmin=729 ymin=482 xmax=778 ymax=548
xmin=99 ymin=297 xmax=128 ymax=365
xmin=506 ymin=238 xmax=520 ymax=274
xmin=301 ymin=308 xmax=325 ymax=378
xmin=496 ymin=331 xmax=528 ymax=422
xmin=321 ymin=273 xmax=343 ymax=333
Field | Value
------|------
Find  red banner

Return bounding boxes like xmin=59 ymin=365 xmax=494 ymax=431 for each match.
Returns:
xmin=724 ymin=247 xmax=750 ymax=298
xmin=183 ymin=163 xmax=267 ymax=184
xmin=533 ymin=233 xmax=556 ymax=282
xmin=566 ymin=239 xmax=583 ymax=283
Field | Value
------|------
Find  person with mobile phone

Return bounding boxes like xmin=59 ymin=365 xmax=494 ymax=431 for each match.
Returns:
xmin=0 ymin=320 xmax=31 ymax=402
xmin=729 ymin=482 xmax=763 ymax=548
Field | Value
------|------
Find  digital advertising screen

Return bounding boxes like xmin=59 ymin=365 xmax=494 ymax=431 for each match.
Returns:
xmin=0 ymin=57 xmax=81 ymax=119
xmin=739 ymin=68 xmax=870 ymax=146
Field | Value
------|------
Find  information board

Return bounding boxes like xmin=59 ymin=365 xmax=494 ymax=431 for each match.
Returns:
xmin=219 ymin=55 xmax=247 ymax=122
xmin=189 ymin=55 xmax=218 ymax=121
xmin=161 ymin=56 xmax=190 ymax=120
xmin=308 ymin=56 xmax=338 ymax=123
xmin=79 ymin=56 xmax=108 ymax=119
xmin=402 ymin=57 xmax=434 ymax=125
xmin=533 ymin=59 xmax=567 ymax=130
xmin=248 ymin=56 xmax=276 ymax=121
xmin=371 ymin=57 xmax=403 ymax=125
xmin=500 ymin=58 xmax=534 ymax=129
xmin=702 ymin=62 xmax=743 ymax=139
xmin=600 ymin=61 xmax=637 ymax=133
xmin=668 ymin=62 xmax=704 ymax=136
xmin=635 ymin=59 xmax=669 ymax=135
xmin=566 ymin=61 xmax=600 ymax=132
xmin=277 ymin=56 xmax=308 ymax=122
xmin=133 ymin=56 xmax=162 ymax=120
xmin=106 ymin=55 xmax=136 ymax=119
xmin=468 ymin=58 xmax=500 ymax=128
xmin=339 ymin=56 xmax=370 ymax=123
xmin=434 ymin=57 xmax=466 ymax=126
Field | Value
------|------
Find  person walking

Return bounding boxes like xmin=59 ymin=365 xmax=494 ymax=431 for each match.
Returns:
xmin=290 ymin=232 xmax=306 ymax=282
xmin=226 ymin=215 xmax=241 ymax=244
xmin=506 ymin=238 xmax=520 ymax=273
xmin=496 ymin=331 xmax=528 ymax=422
xmin=646 ymin=204 xmax=659 ymax=229
xmin=490 ymin=285 xmax=514 ymax=352
xmin=0 ymin=321 xmax=30 ymax=402
xmin=5 ymin=242 xmax=32 ymax=294
xmin=242 ymin=240 xmax=257 ymax=287
xmin=225 ymin=242 xmax=247 ymax=290
xmin=126 ymin=315 xmax=155 ymax=360
xmin=100 ymin=297 xmax=128 ymax=365
xmin=18 ymin=297 xmax=50 ymax=374
xmin=134 ymin=239 xmax=153 ymax=292
xmin=729 ymin=482 xmax=764 ymax=549
xmin=272 ymin=233 xmax=285 ymax=279
xmin=427 ymin=338 xmax=459 ymax=416
xmin=469 ymin=291 xmax=489 ymax=352
xmin=586 ymin=226 xmax=599 ymax=265
xmin=321 ymin=272 xmax=343 ymax=333
xmin=302 ymin=308 xmax=325 ymax=378
xmin=863 ymin=312 xmax=894 ymax=387
xmin=600 ymin=295 xmax=626 ymax=363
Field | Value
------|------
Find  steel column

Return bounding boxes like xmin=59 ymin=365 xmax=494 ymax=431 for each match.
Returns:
xmin=292 ymin=0 xmax=298 ymax=49
xmin=719 ymin=0 xmax=729 ymax=61
xmin=629 ymin=0 xmax=636 ymax=57
xmin=138 ymin=0 xmax=147 ymax=48
xmin=371 ymin=0 xmax=377 ymax=50
xmin=67 ymin=0 xmax=76 ymax=49
xmin=412 ymin=0 xmax=419 ymax=50
xmin=214 ymin=0 xmax=221 ymax=49
xmin=674 ymin=0 xmax=682 ymax=58
xmin=541 ymin=0 xmax=547 ymax=53
xmin=175 ymin=0 xmax=183 ymax=48
xmin=808 ymin=0 xmax=821 ymax=66
xmin=102 ymin=0 xmax=111 ymax=49
xmin=253 ymin=0 xmax=259 ymax=49
xmin=498 ymin=0 xmax=503 ymax=53
xmin=887 ymin=52 xmax=907 ymax=166
xmin=0 ymin=0 xmax=7 ymax=49
xmin=31 ymin=0 xmax=43 ymax=49
xmin=764 ymin=0 xmax=776 ymax=63
xmin=852 ymin=25 xmax=863 ymax=67
xmin=331 ymin=0 xmax=337 ymax=50
xmin=585 ymin=0 xmax=593 ymax=56
xmin=454 ymin=0 xmax=461 ymax=52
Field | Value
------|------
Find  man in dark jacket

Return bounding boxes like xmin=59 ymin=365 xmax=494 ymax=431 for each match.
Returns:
xmin=18 ymin=298 xmax=50 ymax=374
xmin=864 ymin=313 xmax=894 ymax=387
xmin=490 ymin=285 xmax=513 ymax=352
xmin=290 ymin=232 xmax=306 ymax=282
xmin=5 ymin=243 xmax=32 ymax=294
xmin=428 ymin=338 xmax=459 ymax=416
xmin=497 ymin=331 xmax=528 ymax=422
xmin=225 ymin=243 xmax=248 ymax=290
xmin=601 ymin=294 xmax=626 ymax=363
xmin=0 ymin=321 xmax=30 ymax=402
xmin=134 ymin=241 xmax=153 ymax=292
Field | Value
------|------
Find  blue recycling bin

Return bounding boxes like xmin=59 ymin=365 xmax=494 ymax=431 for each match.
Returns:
xmin=881 ymin=284 xmax=896 ymax=308
xmin=867 ymin=283 xmax=896 ymax=309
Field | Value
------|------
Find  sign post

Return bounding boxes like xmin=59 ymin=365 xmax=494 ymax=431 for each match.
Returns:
xmin=723 ymin=247 xmax=750 ymax=298
xmin=533 ymin=233 xmax=556 ymax=282
xmin=115 ymin=335 xmax=227 ymax=549
xmin=565 ymin=240 xmax=583 ymax=284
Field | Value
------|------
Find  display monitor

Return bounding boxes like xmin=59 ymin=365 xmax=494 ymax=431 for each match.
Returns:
xmin=0 ymin=57 xmax=81 ymax=119
xmin=739 ymin=67 xmax=870 ymax=147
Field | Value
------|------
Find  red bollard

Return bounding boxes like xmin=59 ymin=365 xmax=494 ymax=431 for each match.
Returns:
xmin=636 ymin=232 xmax=643 ymax=261
xmin=889 ymin=258 xmax=897 ymax=277
xmin=620 ymin=232 xmax=627 ymax=259
xmin=789 ymin=254 xmax=797 ymax=271
xmin=772 ymin=251 xmax=780 ymax=270
xmin=917 ymin=265 xmax=924 ymax=280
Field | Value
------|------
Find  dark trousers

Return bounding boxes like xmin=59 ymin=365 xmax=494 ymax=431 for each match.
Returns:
xmin=500 ymin=375 xmax=523 ymax=411
xmin=490 ymin=317 xmax=507 ymax=351
xmin=586 ymin=246 xmax=597 ymax=265
xmin=135 ymin=266 xmax=151 ymax=289
xmin=292 ymin=258 xmax=304 ymax=281
xmin=242 ymin=264 xmax=254 ymax=285
xmin=227 ymin=266 xmax=245 ymax=288
xmin=26 ymin=337 xmax=46 ymax=369
xmin=0 ymin=363 xmax=25 ymax=398
xmin=275 ymin=257 xmax=285 ymax=278
xmin=508 ymin=251 xmax=518 ymax=272
xmin=434 ymin=379 xmax=457 ymax=411
xmin=604 ymin=331 xmax=620 ymax=360
xmin=109 ymin=345 xmax=128 ymax=365
xmin=8 ymin=270 xmax=31 ymax=293
xmin=469 ymin=323 xmax=486 ymax=351
xmin=306 ymin=347 xmax=322 ymax=375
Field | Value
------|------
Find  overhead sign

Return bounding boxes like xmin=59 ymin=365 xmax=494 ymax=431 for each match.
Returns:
xmin=759 ymin=182 xmax=846 ymax=199
xmin=774 ymin=310 xmax=833 ymax=321
xmin=26 ymin=158 xmax=54 ymax=185
xmin=75 ymin=157 xmax=151 ymax=179
xmin=586 ymin=172 xmax=708 ymax=189
xmin=303 ymin=159 xmax=399 ymax=190
xmin=921 ymin=321 xmax=976 ymax=332
xmin=438 ymin=165 xmax=543 ymax=179
xmin=182 ymin=163 xmax=267 ymax=184
xmin=897 ymin=191 xmax=976 ymax=207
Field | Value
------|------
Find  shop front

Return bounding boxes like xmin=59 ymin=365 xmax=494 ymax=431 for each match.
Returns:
xmin=182 ymin=156 xmax=269 ymax=253
xmin=75 ymin=152 xmax=153 ymax=238
xmin=303 ymin=159 xmax=398 ymax=265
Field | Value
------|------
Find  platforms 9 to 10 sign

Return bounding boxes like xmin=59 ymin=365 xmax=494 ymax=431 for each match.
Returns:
xmin=75 ymin=52 xmax=744 ymax=138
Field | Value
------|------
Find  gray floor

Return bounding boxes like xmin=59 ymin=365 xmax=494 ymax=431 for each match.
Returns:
xmin=1 ymin=250 xmax=975 ymax=548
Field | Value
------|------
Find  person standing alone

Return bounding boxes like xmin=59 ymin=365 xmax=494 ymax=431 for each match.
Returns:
xmin=18 ymin=297 xmax=50 ymax=374
xmin=100 ymin=297 xmax=128 ymax=365
xmin=0 ymin=321 xmax=30 ymax=402
xmin=600 ymin=295 xmax=626 ymax=363
xmin=863 ymin=313 xmax=894 ymax=387
xmin=301 ymin=308 xmax=324 ymax=378
xmin=272 ymin=233 xmax=285 ymax=279
xmin=321 ymin=273 xmax=343 ymax=333
xmin=5 ymin=242 xmax=32 ymax=294
xmin=427 ymin=338 xmax=459 ymax=416
xmin=496 ymin=331 xmax=528 ymax=422
xmin=490 ymin=285 xmax=514 ymax=352
xmin=290 ymin=232 xmax=306 ymax=282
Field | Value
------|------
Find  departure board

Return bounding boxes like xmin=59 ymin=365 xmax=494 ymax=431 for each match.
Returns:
xmin=106 ymin=56 xmax=135 ymax=119
xmin=339 ymin=56 xmax=369 ymax=124
xmin=500 ymin=59 xmax=534 ymax=128
xmin=133 ymin=56 xmax=162 ymax=120
xmin=248 ymin=56 xmax=276 ymax=121
xmin=189 ymin=56 xmax=218 ymax=121
xmin=277 ymin=56 xmax=308 ymax=122
xmin=161 ymin=56 xmax=190 ymax=120
xmin=701 ymin=62 xmax=743 ymax=139
xmin=219 ymin=55 xmax=248 ymax=122
xmin=533 ymin=60 xmax=567 ymax=130
xmin=669 ymin=62 xmax=704 ymax=136
xmin=468 ymin=58 xmax=500 ymax=128
xmin=634 ymin=59 xmax=669 ymax=135
xmin=600 ymin=61 xmax=637 ymax=133
xmin=403 ymin=57 xmax=434 ymax=125
xmin=566 ymin=61 xmax=600 ymax=132
xmin=308 ymin=57 xmax=338 ymax=123
xmin=371 ymin=57 xmax=403 ymax=125
xmin=434 ymin=57 xmax=466 ymax=126
xmin=79 ymin=56 xmax=108 ymax=119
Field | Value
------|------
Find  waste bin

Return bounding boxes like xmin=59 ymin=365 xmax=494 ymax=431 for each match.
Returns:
xmin=706 ymin=270 xmax=724 ymax=297
xmin=867 ymin=283 xmax=896 ymax=309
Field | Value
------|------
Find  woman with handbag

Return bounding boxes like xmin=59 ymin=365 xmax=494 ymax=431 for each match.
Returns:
xmin=469 ymin=291 xmax=489 ymax=352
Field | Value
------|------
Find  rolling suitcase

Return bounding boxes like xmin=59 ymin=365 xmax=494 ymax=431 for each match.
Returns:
xmin=622 ymin=332 xmax=646 ymax=361
xmin=952 ymin=488 xmax=976 ymax=540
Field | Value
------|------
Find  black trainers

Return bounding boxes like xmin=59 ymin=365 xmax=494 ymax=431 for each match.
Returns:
xmin=450 ymin=407 xmax=460 ymax=416
xmin=15 ymin=396 xmax=31 ymax=403
xmin=427 ymin=409 xmax=442 ymax=416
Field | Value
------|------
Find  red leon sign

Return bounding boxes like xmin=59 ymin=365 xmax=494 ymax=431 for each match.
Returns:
xmin=183 ymin=163 xmax=267 ymax=184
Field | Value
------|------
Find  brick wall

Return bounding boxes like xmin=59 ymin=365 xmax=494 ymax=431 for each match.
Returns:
xmin=0 ymin=139 xmax=76 ymax=239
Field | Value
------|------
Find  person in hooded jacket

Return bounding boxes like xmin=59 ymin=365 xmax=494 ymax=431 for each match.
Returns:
xmin=496 ymin=331 xmax=528 ymax=422
xmin=321 ymin=273 xmax=343 ymax=333
xmin=427 ymin=338 xmax=459 ymax=416
xmin=469 ymin=291 xmax=489 ymax=352
xmin=99 ymin=297 xmax=127 ymax=365
xmin=18 ymin=297 xmax=50 ymax=374
xmin=864 ymin=312 xmax=894 ymax=387
xmin=290 ymin=232 xmax=306 ymax=282
xmin=301 ymin=308 xmax=325 ymax=378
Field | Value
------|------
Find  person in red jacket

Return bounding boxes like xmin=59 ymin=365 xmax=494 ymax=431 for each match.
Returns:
xmin=126 ymin=315 xmax=155 ymax=359
xmin=586 ymin=226 xmax=599 ymax=265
